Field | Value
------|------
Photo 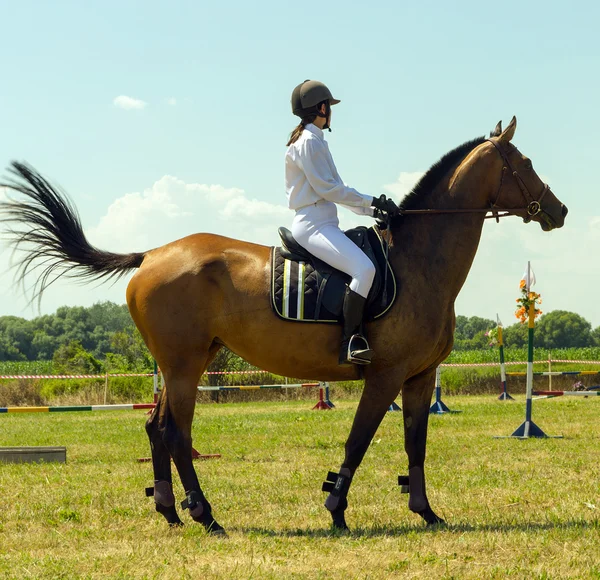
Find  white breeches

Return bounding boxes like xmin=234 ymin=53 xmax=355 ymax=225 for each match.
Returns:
xmin=291 ymin=201 xmax=376 ymax=299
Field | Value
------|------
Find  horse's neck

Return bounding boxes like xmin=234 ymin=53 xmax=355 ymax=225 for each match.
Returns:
xmin=390 ymin=176 xmax=489 ymax=304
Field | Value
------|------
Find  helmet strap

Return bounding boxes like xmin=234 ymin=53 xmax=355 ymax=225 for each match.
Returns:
xmin=320 ymin=101 xmax=332 ymax=131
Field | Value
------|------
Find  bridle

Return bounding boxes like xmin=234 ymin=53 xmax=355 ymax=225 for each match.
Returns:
xmin=398 ymin=139 xmax=552 ymax=223
xmin=486 ymin=139 xmax=550 ymax=223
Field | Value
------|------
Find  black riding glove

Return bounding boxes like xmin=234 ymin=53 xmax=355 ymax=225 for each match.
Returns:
xmin=371 ymin=194 xmax=400 ymax=216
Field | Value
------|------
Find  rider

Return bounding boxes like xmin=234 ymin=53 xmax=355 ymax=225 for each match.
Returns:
xmin=285 ymin=79 xmax=399 ymax=366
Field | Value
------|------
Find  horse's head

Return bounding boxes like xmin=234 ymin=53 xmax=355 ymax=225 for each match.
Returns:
xmin=487 ymin=117 xmax=567 ymax=231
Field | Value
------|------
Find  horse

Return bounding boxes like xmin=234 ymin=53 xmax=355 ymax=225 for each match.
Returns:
xmin=0 ymin=117 xmax=567 ymax=534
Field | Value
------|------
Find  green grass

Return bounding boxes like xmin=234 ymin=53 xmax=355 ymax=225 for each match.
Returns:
xmin=0 ymin=360 xmax=54 ymax=374
xmin=1 ymin=396 xmax=600 ymax=578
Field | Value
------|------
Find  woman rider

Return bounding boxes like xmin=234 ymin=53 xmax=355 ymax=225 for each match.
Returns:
xmin=285 ymin=79 xmax=399 ymax=366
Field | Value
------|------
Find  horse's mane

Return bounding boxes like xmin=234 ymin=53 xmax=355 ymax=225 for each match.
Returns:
xmin=397 ymin=136 xmax=487 ymax=213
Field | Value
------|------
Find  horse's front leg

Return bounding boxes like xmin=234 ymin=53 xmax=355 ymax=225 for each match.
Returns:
xmin=401 ymin=369 xmax=445 ymax=526
xmin=323 ymin=369 xmax=405 ymax=530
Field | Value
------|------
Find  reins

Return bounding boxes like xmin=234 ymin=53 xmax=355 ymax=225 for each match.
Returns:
xmin=395 ymin=139 xmax=551 ymax=224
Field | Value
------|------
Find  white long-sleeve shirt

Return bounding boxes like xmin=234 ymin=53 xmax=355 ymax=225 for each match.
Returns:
xmin=285 ymin=123 xmax=374 ymax=217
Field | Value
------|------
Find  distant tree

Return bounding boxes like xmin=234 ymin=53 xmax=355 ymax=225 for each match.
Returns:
xmin=0 ymin=335 xmax=26 ymax=360
xmin=453 ymin=315 xmax=496 ymax=350
xmin=0 ymin=316 xmax=34 ymax=359
xmin=107 ymin=328 xmax=152 ymax=372
xmin=502 ymin=323 xmax=528 ymax=348
xmin=31 ymin=331 xmax=58 ymax=360
xmin=52 ymin=340 xmax=103 ymax=374
xmin=535 ymin=311 xmax=593 ymax=349
xmin=454 ymin=316 xmax=496 ymax=340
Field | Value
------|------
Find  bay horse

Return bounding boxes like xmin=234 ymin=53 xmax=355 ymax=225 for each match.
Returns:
xmin=0 ymin=117 xmax=567 ymax=534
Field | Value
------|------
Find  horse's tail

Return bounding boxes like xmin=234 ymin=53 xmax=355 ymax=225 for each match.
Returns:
xmin=0 ymin=162 xmax=146 ymax=303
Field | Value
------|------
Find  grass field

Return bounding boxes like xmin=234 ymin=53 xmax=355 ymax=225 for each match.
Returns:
xmin=1 ymin=395 xmax=600 ymax=579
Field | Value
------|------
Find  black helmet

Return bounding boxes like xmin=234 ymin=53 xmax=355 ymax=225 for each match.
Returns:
xmin=291 ymin=80 xmax=340 ymax=118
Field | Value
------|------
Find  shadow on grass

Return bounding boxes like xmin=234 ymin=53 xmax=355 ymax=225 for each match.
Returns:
xmin=239 ymin=518 xmax=600 ymax=538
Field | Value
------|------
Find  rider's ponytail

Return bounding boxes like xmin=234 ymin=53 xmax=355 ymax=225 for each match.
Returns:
xmin=286 ymin=114 xmax=317 ymax=146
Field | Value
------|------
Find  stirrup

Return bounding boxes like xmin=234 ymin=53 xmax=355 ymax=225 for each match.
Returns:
xmin=340 ymin=334 xmax=373 ymax=365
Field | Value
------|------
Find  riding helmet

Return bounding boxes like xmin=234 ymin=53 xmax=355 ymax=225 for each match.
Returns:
xmin=291 ymin=80 xmax=340 ymax=118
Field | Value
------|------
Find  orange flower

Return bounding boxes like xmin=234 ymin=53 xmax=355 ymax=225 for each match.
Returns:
xmin=519 ymin=279 xmax=526 ymax=289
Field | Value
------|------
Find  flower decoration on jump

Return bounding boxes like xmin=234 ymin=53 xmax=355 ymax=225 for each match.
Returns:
xmin=485 ymin=326 xmax=499 ymax=347
xmin=515 ymin=278 xmax=542 ymax=324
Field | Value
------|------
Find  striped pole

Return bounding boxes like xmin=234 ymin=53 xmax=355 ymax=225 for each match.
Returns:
xmin=324 ymin=383 xmax=335 ymax=408
xmin=0 ymin=403 xmax=156 ymax=414
xmin=509 ymin=262 xmax=552 ymax=438
xmin=497 ymin=317 xmax=514 ymax=401
xmin=197 ymin=382 xmax=319 ymax=392
xmin=153 ymin=360 xmax=159 ymax=404
xmin=534 ymin=390 xmax=600 ymax=397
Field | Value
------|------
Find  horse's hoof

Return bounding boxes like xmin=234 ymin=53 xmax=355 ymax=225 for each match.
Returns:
xmin=331 ymin=513 xmax=349 ymax=531
xmin=420 ymin=508 xmax=446 ymax=527
xmin=205 ymin=519 xmax=227 ymax=536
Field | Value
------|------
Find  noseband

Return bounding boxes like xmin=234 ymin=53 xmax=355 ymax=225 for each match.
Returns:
xmin=487 ymin=139 xmax=550 ymax=223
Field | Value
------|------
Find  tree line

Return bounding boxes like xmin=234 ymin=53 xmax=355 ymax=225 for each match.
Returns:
xmin=1 ymin=303 xmax=599 ymax=366
xmin=454 ymin=311 xmax=600 ymax=350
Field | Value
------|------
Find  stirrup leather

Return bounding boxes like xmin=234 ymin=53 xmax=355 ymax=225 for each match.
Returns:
xmin=346 ymin=334 xmax=373 ymax=364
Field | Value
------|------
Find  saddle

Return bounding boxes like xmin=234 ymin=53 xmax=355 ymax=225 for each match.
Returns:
xmin=270 ymin=225 xmax=397 ymax=323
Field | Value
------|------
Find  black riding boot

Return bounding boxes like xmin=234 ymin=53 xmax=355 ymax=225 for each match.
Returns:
xmin=339 ymin=288 xmax=374 ymax=365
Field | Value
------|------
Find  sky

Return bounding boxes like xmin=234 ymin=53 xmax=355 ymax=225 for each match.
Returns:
xmin=0 ymin=0 xmax=599 ymax=327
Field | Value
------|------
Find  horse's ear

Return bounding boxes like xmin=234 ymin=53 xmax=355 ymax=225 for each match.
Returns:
xmin=490 ymin=120 xmax=502 ymax=137
xmin=498 ymin=116 xmax=517 ymax=143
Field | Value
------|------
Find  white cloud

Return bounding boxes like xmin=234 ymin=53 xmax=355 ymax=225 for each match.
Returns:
xmin=87 ymin=175 xmax=288 ymax=252
xmin=113 ymin=95 xmax=147 ymax=110
xmin=383 ymin=171 xmax=425 ymax=201
xmin=220 ymin=196 xmax=289 ymax=222
xmin=167 ymin=97 xmax=177 ymax=106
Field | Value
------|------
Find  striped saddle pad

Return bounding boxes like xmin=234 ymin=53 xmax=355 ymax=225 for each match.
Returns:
xmin=270 ymin=226 xmax=396 ymax=324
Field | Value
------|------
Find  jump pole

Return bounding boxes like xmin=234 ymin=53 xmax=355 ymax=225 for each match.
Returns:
xmin=429 ymin=367 xmax=459 ymax=414
xmin=153 ymin=360 xmax=159 ymax=404
xmin=501 ymin=262 xmax=560 ymax=439
xmin=324 ymin=383 xmax=335 ymax=408
xmin=388 ymin=400 xmax=401 ymax=412
xmin=313 ymin=384 xmax=332 ymax=410
xmin=497 ymin=315 xmax=514 ymax=401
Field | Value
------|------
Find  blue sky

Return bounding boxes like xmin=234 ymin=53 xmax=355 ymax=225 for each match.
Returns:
xmin=1 ymin=0 xmax=599 ymax=327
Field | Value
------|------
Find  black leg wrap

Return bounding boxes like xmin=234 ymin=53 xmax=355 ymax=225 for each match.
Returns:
xmin=181 ymin=490 xmax=205 ymax=518
xmin=408 ymin=466 xmax=428 ymax=513
xmin=398 ymin=475 xmax=409 ymax=494
xmin=181 ymin=490 xmax=226 ymax=535
xmin=147 ymin=481 xmax=182 ymax=526
xmin=322 ymin=468 xmax=352 ymax=513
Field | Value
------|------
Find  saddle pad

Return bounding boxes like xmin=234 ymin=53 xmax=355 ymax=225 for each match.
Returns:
xmin=270 ymin=227 xmax=397 ymax=324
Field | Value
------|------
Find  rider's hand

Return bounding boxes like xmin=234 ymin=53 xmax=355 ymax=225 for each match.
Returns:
xmin=371 ymin=194 xmax=400 ymax=216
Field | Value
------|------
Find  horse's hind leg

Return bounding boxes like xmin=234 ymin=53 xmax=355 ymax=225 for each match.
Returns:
xmin=160 ymin=353 xmax=226 ymax=535
xmin=145 ymin=387 xmax=183 ymax=525
xmin=401 ymin=370 xmax=445 ymax=526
